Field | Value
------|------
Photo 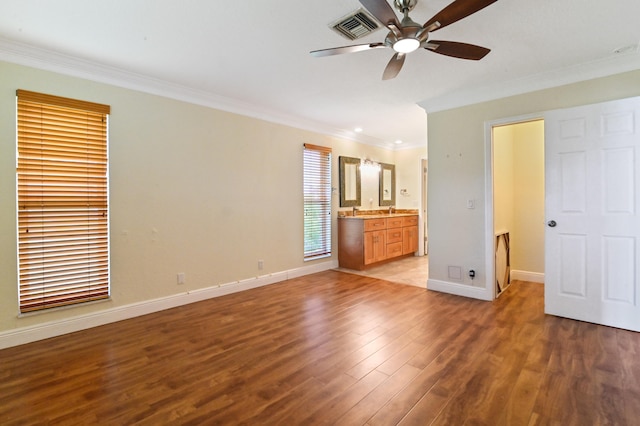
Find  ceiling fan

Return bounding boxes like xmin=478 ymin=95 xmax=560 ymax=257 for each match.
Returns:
xmin=310 ymin=0 xmax=497 ymax=80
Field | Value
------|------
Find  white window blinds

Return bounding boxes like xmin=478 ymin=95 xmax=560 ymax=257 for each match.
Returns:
xmin=303 ymin=143 xmax=332 ymax=260
xmin=16 ymin=89 xmax=110 ymax=313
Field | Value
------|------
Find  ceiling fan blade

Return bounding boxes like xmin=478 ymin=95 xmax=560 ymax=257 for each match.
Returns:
xmin=425 ymin=40 xmax=490 ymax=60
xmin=382 ymin=52 xmax=405 ymax=80
xmin=310 ymin=42 xmax=386 ymax=57
xmin=423 ymin=0 xmax=497 ymax=31
xmin=359 ymin=0 xmax=400 ymax=28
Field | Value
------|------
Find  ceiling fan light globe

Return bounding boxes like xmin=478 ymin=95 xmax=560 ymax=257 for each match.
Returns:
xmin=393 ymin=38 xmax=420 ymax=53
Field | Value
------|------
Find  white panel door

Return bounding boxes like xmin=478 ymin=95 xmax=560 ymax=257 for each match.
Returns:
xmin=545 ymin=97 xmax=640 ymax=331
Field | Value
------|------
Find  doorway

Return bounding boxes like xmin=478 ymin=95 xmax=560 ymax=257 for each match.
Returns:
xmin=487 ymin=96 xmax=640 ymax=333
xmin=491 ymin=118 xmax=545 ymax=298
xmin=336 ymin=156 xmax=429 ymax=288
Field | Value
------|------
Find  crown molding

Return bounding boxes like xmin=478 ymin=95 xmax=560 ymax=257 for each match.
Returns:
xmin=419 ymin=51 xmax=640 ymax=113
xmin=0 ymin=38 xmax=402 ymax=149
xmin=3 ymin=38 xmax=638 ymax=149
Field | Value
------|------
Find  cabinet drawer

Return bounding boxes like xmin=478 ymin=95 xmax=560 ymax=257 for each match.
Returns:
xmin=386 ymin=217 xmax=403 ymax=229
xmin=386 ymin=228 xmax=403 ymax=243
xmin=364 ymin=218 xmax=386 ymax=232
xmin=386 ymin=242 xmax=403 ymax=258
xmin=402 ymin=215 xmax=418 ymax=227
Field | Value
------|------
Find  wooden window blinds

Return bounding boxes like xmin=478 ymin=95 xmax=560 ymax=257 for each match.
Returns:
xmin=303 ymin=143 xmax=332 ymax=260
xmin=16 ymin=89 xmax=110 ymax=313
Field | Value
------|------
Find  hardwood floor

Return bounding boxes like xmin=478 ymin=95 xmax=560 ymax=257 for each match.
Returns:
xmin=1 ymin=271 xmax=639 ymax=425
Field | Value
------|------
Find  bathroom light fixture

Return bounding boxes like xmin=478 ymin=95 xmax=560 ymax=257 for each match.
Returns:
xmin=354 ymin=127 xmax=363 ymax=133
xmin=395 ymin=139 xmax=403 ymax=144
xmin=361 ymin=158 xmax=381 ymax=172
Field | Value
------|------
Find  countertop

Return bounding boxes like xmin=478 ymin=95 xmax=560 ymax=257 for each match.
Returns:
xmin=337 ymin=210 xmax=418 ymax=220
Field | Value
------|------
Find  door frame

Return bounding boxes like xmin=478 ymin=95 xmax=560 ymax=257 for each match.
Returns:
xmin=420 ymin=158 xmax=428 ymax=256
xmin=484 ymin=112 xmax=543 ymax=300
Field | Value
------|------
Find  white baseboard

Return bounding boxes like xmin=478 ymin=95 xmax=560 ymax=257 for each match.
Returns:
xmin=427 ymin=279 xmax=493 ymax=301
xmin=511 ymin=270 xmax=545 ymax=283
xmin=0 ymin=260 xmax=338 ymax=350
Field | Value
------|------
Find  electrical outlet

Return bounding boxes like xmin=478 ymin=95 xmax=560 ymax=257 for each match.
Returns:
xmin=258 ymin=260 xmax=264 ymax=270
xmin=177 ymin=272 xmax=185 ymax=285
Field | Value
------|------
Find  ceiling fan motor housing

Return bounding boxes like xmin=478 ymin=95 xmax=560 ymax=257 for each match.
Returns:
xmin=386 ymin=14 xmax=424 ymax=52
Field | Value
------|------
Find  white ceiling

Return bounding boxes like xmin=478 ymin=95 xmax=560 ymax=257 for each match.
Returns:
xmin=1 ymin=0 xmax=640 ymax=149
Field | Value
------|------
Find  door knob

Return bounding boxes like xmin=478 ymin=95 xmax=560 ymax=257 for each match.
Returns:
xmin=547 ymin=220 xmax=557 ymax=227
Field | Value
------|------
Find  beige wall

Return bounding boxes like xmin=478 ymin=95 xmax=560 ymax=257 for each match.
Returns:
xmin=0 ymin=61 xmax=424 ymax=337
xmin=493 ymin=125 xmax=515 ymax=235
xmin=395 ymin=146 xmax=428 ymax=210
xmin=511 ymin=121 xmax=545 ymax=274
xmin=427 ymin=69 xmax=640 ymax=295
xmin=493 ymin=121 xmax=545 ymax=276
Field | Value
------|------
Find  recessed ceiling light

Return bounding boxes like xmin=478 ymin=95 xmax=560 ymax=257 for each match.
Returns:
xmin=354 ymin=127 xmax=363 ymax=133
xmin=395 ymin=140 xmax=403 ymax=144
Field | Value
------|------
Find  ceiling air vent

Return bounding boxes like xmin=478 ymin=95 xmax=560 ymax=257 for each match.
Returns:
xmin=331 ymin=8 xmax=381 ymax=41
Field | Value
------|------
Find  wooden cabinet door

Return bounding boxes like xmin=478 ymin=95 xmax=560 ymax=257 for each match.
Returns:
xmin=403 ymin=226 xmax=418 ymax=255
xmin=375 ymin=231 xmax=386 ymax=262
xmin=364 ymin=230 xmax=386 ymax=264
xmin=364 ymin=231 xmax=376 ymax=265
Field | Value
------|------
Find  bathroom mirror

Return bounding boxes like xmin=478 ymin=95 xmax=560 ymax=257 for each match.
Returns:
xmin=339 ymin=156 xmax=361 ymax=207
xmin=379 ymin=163 xmax=395 ymax=206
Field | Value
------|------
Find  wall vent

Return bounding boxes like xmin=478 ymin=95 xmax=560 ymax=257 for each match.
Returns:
xmin=331 ymin=8 xmax=381 ymax=41
xmin=448 ymin=265 xmax=463 ymax=281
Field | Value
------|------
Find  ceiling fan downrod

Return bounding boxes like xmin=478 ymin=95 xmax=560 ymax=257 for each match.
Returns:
xmin=389 ymin=1 xmax=422 ymax=53
xmin=393 ymin=0 xmax=418 ymax=13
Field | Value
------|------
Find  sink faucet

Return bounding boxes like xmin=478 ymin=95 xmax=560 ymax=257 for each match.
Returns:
xmin=352 ymin=206 xmax=358 ymax=216
xmin=389 ymin=206 xmax=394 ymax=214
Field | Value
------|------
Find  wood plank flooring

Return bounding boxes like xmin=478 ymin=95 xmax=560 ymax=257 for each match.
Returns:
xmin=1 ymin=271 xmax=639 ymax=425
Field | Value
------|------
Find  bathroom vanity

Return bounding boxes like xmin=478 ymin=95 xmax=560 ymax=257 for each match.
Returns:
xmin=338 ymin=212 xmax=419 ymax=270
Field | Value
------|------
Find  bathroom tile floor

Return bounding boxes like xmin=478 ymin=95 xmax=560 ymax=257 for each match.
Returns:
xmin=335 ymin=255 xmax=428 ymax=288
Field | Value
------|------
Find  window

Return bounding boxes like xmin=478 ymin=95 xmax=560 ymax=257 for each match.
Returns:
xmin=16 ymin=90 xmax=110 ymax=313
xmin=303 ymin=143 xmax=332 ymax=260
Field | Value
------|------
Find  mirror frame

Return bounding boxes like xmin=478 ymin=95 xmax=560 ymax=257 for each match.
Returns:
xmin=379 ymin=163 xmax=396 ymax=206
xmin=339 ymin=156 xmax=361 ymax=207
